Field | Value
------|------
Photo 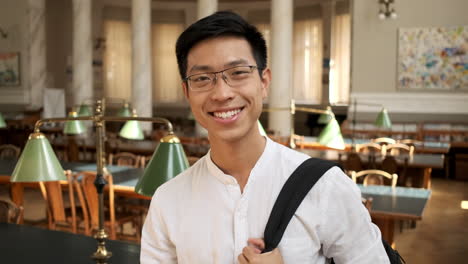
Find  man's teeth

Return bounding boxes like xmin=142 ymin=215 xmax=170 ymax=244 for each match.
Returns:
xmin=213 ymin=109 xmax=241 ymax=119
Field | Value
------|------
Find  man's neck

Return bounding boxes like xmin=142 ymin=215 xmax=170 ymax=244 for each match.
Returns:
xmin=209 ymin=133 xmax=266 ymax=192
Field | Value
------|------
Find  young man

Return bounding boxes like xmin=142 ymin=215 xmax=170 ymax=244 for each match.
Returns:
xmin=141 ymin=11 xmax=389 ymax=264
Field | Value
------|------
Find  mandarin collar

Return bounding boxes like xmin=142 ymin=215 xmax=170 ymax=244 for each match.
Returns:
xmin=205 ymin=136 xmax=274 ymax=186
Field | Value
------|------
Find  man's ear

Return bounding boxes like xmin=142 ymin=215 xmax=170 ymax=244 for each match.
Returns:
xmin=182 ymin=81 xmax=189 ymax=99
xmin=260 ymin=68 xmax=271 ymax=99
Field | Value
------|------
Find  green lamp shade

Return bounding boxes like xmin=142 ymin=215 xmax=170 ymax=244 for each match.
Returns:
xmin=317 ymin=107 xmax=333 ymax=124
xmin=63 ymin=112 xmax=86 ymax=135
xmin=119 ymin=120 xmax=144 ymax=140
xmin=118 ymin=104 xmax=132 ymax=117
xmin=78 ymin=104 xmax=92 ymax=116
xmin=258 ymin=120 xmax=267 ymax=136
xmin=375 ymin=108 xmax=392 ymax=129
xmin=318 ymin=118 xmax=345 ymax=150
xmin=11 ymin=133 xmax=66 ymax=182
xmin=0 ymin=112 xmax=6 ymax=128
xmin=135 ymin=135 xmax=189 ymax=196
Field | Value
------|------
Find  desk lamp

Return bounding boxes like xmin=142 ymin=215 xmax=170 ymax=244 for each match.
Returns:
xmin=0 ymin=112 xmax=6 ymax=128
xmin=119 ymin=109 xmax=144 ymax=140
xmin=351 ymin=99 xmax=392 ymax=149
xmin=78 ymin=103 xmax=93 ymax=117
xmin=264 ymin=99 xmax=345 ymax=149
xmin=10 ymin=98 xmax=189 ymax=264
xmin=63 ymin=111 xmax=87 ymax=135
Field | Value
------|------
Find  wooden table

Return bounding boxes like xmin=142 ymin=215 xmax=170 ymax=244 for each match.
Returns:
xmin=0 ymin=223 xmax=140 ymax=263
xmin=297 ymin=149 xmax=444 ymax=189
xmin=0 ymin=160 xmax=149 ymax=209
xmin=299 ymin=136 xmax=450 ymax=154
xmin=358 ymin=184 xmax=431 ymax=246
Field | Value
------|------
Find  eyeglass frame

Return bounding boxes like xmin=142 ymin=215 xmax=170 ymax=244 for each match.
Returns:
xmin=183 ymin=65 xmax=259 ymax=92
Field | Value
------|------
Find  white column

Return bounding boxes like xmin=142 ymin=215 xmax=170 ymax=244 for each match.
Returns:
xmin=27 ymin=0 xmax=46 ymax=110
xmin=72 ymin=0 xmax=93 ymax=107
xmin=193 ymin=0 xmax=218 ymax=137
xmin=321 ymin=0 xmax=335 ymax=105
xmin=269 ymin=0 xmax=293 ymax=137
xmin=197 ymin=0 xmax=217 ymax=19
xmin=131 ymin=0 xmax=152 ymax=133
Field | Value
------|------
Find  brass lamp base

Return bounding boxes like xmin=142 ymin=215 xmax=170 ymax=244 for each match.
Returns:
xmin=92 ymin=229 xmax=112 ymax=264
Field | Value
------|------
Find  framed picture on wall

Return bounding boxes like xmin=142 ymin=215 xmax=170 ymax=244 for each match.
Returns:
xmin=398 ymin=26 xmax=468 ymax=91
xmin=0 ymin=52 xmax=20 ymax=86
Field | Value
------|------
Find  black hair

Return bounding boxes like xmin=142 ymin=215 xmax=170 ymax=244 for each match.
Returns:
xmin=175 ymin=11 xmax=267 ymax=80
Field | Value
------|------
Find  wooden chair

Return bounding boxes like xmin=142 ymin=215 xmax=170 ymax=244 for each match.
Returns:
xmin=0 ymin=198 xmax=23 ymax=224
xmin=372 ymin=137 xmax=396 ymax=146
xmin=38 ymin=170 xmax=88 ymax=234
xmin=398 ymin=139 xmax=422 ymax=147
xmin=138 ymin=155 xmax=152 ymax=168
xmin=341 ymin=152 xmax=364 ymax=175
xmin=351 ymin=169 xmax=398 ymax=187
xmin=108 ymin=152 xmax=141 ymax=168
xmin=76 ymin=171 xmax=140 ymax=241
xmin=355 ymin=143 xmax=384 ymax=168
xmin=356 ymin=142 xmax=385 ymax=155
xmin=380 ymin=155 xmax=408 ymax=186
xmin=0 ymin=144 xmax=21 ymax=159
xmin=386 ymin=143 xmax=414 ymax=156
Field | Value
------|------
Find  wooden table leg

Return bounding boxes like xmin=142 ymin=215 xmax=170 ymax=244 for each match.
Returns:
xmin=372 ymin=217 xmax=395 ymax=247
xmin=10 ymin=182 xmax=24 ymax=224
xmin=423 ymin=168 xmax=432 ymax=189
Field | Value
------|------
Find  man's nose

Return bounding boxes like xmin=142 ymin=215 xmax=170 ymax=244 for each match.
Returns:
xmin=210 ymin=73 xmax=234 ymax=101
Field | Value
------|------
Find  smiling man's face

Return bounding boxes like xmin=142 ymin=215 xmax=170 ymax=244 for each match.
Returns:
xmin=183 ymin=36 xmax=270 ymax=143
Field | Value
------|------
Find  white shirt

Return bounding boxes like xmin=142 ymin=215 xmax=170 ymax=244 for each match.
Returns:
xmin=141 ymin=137 xmax=389 ymax=264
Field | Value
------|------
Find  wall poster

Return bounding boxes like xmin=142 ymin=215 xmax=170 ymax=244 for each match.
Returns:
xmin=0 ymin=52 xmax=20 ymax=86
xmin=398 ymin=26 xmax=467 ymax=91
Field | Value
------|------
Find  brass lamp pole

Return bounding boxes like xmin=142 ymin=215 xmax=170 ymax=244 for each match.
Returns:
xmin=15 ymin=99 xmax=185 ymax=264
xmin=263 ymin=99 xmax=340 ymax=149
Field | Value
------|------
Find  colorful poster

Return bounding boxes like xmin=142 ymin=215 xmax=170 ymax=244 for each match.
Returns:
xmin=0 ymin=52 xmax=20 ymax=86
xmin=398 ymin=26 xmax=467 ymax=90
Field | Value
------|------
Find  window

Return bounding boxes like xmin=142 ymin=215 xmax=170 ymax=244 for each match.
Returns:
xmin=330 ymin=13 xmax=351 ymax=104
xmin=103 ymin=20 xmax=132 ymax=101
xmin=151 ymin=23 xmax=184 ymax=103
xmin=293 ymin=18 xmax=323 ymax=104
xmin=103 ymin=19 xmax=185 ymax=104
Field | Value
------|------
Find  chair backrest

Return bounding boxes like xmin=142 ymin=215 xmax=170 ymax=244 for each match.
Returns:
xmin=344 ymin=152 xmax=364 ymax=173
xmin=108 ymin=152 xmax=140 ymax=168
xmin=139 ymin=155 xmax=152 ymax=168
xmin=386 ymin=143 xmax=414 ymax=156
xmin=380 ymin=155 xmax=408 ymax=186
xmin=77 ymin=171 xmax=116 ymax=238
xmin=0 ymin=144 xmax=21 ymax=159
xmin=398 ymin=139 xmax=421 ymax=147
xmin=355 ymin=142 xmax=384 ymax=155
xmin=351 ymin=169 xmax=398 ymax=187
xmin=38 ymin=170 xmax=78 ymax=233
xmin=380 ymin=155 xmax=399 ymax=174
xmin=372 ymin=137 xmax=396 ymax=146
xmin=0 ymin=198 xmax=23 ymax=224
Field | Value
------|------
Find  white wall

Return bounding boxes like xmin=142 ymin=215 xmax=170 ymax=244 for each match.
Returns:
xmin=351 ymin=0 xmax=468 ymax=121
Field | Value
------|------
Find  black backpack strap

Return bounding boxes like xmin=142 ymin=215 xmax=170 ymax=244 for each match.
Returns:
xmin=262 ymin=158 xmax=341 ymax=253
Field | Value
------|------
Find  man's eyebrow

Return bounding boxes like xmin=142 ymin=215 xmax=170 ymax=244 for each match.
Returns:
xmin=224 ymin=59 xmax=250 ymax=67
xmin=188 ymin=65 xmax=212 ymax=74
xmin=188 ymin=59 xmax=251 ymax=74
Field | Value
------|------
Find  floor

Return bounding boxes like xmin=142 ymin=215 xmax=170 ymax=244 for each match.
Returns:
xmin=1 ymin=177 xmax=467 ymax=263
xmin=393 ymin=177 xmax=468 ymax=263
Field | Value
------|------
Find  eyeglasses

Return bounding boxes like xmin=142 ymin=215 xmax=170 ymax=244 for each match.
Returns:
xmin=184 ymin=65 xmax=258 ymax=92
